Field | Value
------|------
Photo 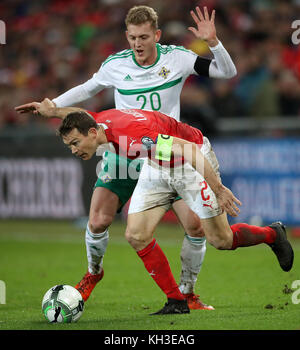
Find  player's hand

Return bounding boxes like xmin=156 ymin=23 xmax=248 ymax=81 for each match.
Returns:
xmin=37 ymin=98 xmax=56 ymax=117
xmin=215 ymin=185 xmax=242 ymax=217
xmin=15 ymin=98 xmax=56 ymax=117
xmin=15 ymin=101 xmax=41 ymax=114
xmin=188 ymin=6 xmax=218 ymax=47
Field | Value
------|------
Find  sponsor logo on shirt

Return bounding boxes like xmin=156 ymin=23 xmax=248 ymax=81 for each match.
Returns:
xmin=124 ymin=74 xmax=133 ymax=81
xmin=129 ymin=138 xmax=137 ymax=146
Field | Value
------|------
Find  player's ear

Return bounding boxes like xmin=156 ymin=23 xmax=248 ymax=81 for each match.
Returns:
xmin=88 ymin=127 xmax=98 ymax=137
xmin=155 ymin=29 xmax=161 ymax=42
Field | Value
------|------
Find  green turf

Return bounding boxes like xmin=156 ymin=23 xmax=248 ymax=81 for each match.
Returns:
xmin=0 ymin=219 xmax=299 ymax=330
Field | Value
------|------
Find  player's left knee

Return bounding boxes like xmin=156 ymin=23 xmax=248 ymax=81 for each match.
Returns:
xmin=125 ymin=225 xmax=153 ymax=251
xmin=184 ymin=215 xmax=205 ymax=237
xmin=89 ymin=213 xmax=113 ymax=233
xmin=207 ymin=234 xmax=232 ymax=250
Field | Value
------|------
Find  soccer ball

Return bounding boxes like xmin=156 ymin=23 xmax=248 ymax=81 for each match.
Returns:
xmin=42 ymin=285 xmax=84 ymax=323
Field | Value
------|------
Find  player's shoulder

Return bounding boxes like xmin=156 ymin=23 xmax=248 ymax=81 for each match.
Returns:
xmin=158 ymin=43 xmax=195 ymax=56
xmin=101 ymin=48 xmax=133 ymax=67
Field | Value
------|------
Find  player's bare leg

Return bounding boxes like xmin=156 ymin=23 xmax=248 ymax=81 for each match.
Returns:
xmin=199 ymin=212 xmax=233 ymax=249
xmin=125 ymin=206 xmax=166 ymax=251
xmin=75 ymin=187 xmax=121 ymax=301
xmin=172 ymin=199 xmax=214 ymax=310
xmin=201 ymin=212 xmax=294 ymax=271
xmin=126 ymin=207 xmax=189 ymax=315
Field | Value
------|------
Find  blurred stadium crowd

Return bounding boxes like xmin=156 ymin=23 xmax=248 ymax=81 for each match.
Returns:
xmin=1 ymin=0 xmax=300 ymax=134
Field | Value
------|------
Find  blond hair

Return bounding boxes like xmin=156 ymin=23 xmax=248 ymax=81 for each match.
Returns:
xmin=125 ymin=5 xmax=158 ymax=30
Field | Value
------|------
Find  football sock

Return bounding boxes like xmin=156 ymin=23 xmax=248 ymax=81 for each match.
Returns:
xmin=137 ymin=239 xmax=185 ymax=301
xmin=85 ymin=223 xmax=109 ymax=274
xmin=230 ymin=223 xmax=276 ymax=250
xmin=179 ymin=234 xmax=206 ymax=294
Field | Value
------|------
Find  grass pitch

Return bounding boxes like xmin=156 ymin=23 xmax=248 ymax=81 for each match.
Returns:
xmin=0 ymin=219 xmax=299 ymax=331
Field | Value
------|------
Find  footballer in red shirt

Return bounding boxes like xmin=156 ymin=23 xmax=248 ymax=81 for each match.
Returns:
xmin=18 ymin=101 xmax=294 ymax=315
xmin=87 ymin=108 xmax=204 ymax=164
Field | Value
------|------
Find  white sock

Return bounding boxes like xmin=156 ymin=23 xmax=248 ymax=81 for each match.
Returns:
xmin=179 ymin=234 xmax=206 ymax=294
xmin=85 ymin=223 xmax=109 ymax=275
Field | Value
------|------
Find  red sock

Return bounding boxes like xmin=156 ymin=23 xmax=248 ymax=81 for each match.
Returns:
xmin=230 ymin=223 xmax=276 ymax=250
xmin=137 ymin=239 xmax=184 ymax=300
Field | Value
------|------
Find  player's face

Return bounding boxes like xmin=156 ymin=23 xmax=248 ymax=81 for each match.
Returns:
xmin=62 ymin=128 xmax=98 ymax=160
xmin=126 ymin=22 xmax=161 ymax=66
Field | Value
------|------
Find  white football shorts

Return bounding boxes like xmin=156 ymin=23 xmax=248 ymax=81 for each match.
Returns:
xmin=128 ymin=137 xmax=223 ymax=219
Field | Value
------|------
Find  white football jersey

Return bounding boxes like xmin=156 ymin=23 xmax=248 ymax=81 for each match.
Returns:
xmin=52 ymin=41 xmax=236 ymax=116
xmin=92 ymin=44 xmax=198 ymax=121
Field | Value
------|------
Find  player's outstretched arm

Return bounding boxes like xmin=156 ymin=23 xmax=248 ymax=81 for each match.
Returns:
xmin=15 ymin=98 xmax=57 ymax=115
xmin=171 ymin=137 xmax=241 ymax=217
xmin=16 ymin=98 xmax=87 ymax=119
xmin=15 ymin=101 xmax=42 ymax=114
xmin=52 ymin=75 xmax=105 ymax=108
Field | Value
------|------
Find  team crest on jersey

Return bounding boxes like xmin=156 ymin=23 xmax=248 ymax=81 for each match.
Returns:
xmin=101 ymin=174 xmax=113 ymax=183
xmin=141 ymin=136 xmax=155 ymax=150
xmin=158 ymin=66 xmax=170 ymax=79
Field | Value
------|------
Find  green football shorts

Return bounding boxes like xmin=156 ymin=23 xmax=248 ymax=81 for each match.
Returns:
xmin=94 ymin=151 xmax=182 ymax=212
xmin=94 ymin=151 xmax=143 ymax=211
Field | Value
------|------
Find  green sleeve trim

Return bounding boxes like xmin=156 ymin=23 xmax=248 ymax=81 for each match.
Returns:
xmin=155 ymin=134 xmax=174 ymax=161
xmin=102 ymin=51 xmax=133 ymax=66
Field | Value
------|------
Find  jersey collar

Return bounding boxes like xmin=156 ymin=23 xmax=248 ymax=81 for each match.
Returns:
xmin=132 ymin=43 xmax=161 ymax=69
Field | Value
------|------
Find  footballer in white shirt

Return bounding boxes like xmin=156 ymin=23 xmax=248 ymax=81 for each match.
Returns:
xmin=16 ymin=5 xmax=237 ymax=311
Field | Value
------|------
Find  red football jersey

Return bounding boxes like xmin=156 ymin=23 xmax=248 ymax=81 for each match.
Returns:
xmin=87 ymin=109 xmax=203 ymax=164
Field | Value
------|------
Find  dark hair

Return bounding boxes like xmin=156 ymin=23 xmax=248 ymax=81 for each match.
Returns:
xmin=58 ymin=111 xmax=99 ymax=137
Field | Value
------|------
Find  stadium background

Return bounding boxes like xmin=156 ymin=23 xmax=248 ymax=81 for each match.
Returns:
xmin=1 ymin=0 xmax=300 ymax=229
